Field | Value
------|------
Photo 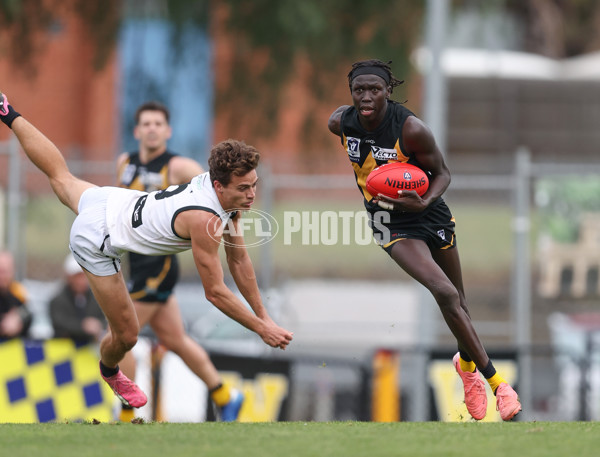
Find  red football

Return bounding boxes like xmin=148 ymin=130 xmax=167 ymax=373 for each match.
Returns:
xmin=366 ymin=162 xmax=429 ymax=198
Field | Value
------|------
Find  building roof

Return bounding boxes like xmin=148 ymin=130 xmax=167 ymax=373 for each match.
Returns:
xmin=413 ymin=47 xmax=600 ymax=81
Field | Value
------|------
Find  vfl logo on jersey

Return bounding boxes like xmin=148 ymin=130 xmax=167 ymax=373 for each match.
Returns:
xmin=121 ymin=164 xmax=165 ymax=191
xmin=437 ymin=229 xmax=446 ymax=241
xmin=371 ymin=146 xmax=398 ymax=161
xmin=120 ymin=164 xmax=137 ymax=186
xmin=346 ymin=137 xmax=361 ymax=160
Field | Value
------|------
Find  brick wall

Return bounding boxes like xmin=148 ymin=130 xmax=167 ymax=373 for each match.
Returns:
xmin=0 ymin=7 xmax=119 ymax=191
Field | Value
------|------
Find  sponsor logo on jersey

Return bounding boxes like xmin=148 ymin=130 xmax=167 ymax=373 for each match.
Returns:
xmin=371 ymin=146 xmax=397 ymax=161
xmin=132 ymin=195 xmax=148 ymax=228
xmin=346 ymin=137 xmax=361 ymax=159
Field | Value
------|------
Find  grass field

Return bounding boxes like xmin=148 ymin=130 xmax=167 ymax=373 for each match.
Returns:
xmin=0 ymin=421 xmax=598 ymax=457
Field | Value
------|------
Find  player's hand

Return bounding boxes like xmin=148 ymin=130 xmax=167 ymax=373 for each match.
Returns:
xmin=374 ymin=190 xmax=427 ymax=213
xmin=258 ymin=319 xmax=293 ymax=350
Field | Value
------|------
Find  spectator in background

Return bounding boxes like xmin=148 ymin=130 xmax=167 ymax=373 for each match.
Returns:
xmin=50 ymin=254 xmax=106 ymax=343
xmin=0 ymin=250 xmax=32 ymax=339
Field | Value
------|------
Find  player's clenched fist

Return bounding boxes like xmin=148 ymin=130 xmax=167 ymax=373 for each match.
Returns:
xmin=259 ymin=319 xmax=293 ymax=350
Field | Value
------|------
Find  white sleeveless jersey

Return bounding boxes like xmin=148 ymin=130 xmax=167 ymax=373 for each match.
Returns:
xmin=105 ymin=172 xmax=231 ymax=255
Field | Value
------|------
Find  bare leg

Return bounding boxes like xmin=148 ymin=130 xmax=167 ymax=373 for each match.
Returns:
xmin=10 ymin=117 xmax=94 ymax=213
xmin=118 ymin=301 xmax=159 ymax=382
xmin=119 ymin=344 xmax=138 ymax=379
xmin=431 ymin=246 xmax=473 ymax=358
xmin=149 ymin=295 xmax=222 ymax=389
xmin=83 ymin=269 xmax=140 ymax=367
xmin=8 ymin=114 xmax=148 ymax=407
xmin=389 ymin=239 xmax=490 ymax=369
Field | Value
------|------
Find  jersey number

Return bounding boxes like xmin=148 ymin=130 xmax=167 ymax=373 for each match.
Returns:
xmin=154 ymin=184 xmax=188 ymax=200
xmin=131 ymin=184 xmax=189 ymax=228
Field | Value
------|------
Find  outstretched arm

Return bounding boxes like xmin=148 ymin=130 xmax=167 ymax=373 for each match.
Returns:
xmin=177 ymin=210 xmax=293 ymax=349
xmin=223 ymin=214 xmax=270 ymax=320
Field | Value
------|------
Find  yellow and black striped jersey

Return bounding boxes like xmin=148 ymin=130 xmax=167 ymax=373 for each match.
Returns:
xmin=117 ymin=151 xmax=177 ymax=192
xmin=340 ymin=101 xmax=416 ymax=204
xmin=116 ymin=150 xmax=180 ymax=301
xmin=339 ymin=101 xmax=443 ymax=223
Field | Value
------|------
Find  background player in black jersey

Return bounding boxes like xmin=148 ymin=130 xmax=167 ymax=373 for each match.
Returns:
xmin=327 ymin=59 xmax=521 ymax=421
xmin=115 ymin=101 xmax=244 ymax=421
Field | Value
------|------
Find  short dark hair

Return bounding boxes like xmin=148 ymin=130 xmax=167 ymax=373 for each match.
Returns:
xmin=134 ymin=101 xmax=170 ymax=124
xmin=208 ymin=139 xmax=260 ymax=187
xmin=347 ymin=59 xmax=404 ymax=93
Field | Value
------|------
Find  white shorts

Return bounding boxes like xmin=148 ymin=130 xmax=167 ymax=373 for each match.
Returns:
xmin=69 ymin=187 xmax=125 ymax=276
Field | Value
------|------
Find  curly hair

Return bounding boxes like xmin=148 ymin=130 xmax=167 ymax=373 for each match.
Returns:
xmin=208 ymin=139 xmax=260 ymax=187
xmin=135 ymin=101 xmax=170 ymax=124
xmin=347 ymin=59 xmax=404 ymax=93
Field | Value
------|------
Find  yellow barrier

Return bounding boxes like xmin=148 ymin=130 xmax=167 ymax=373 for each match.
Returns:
xmin=0 ymin=338 xmax=114 ymax=423
xmin=371 ymin=349 xmax=400 ymax=422
xmin=220 ymin=372 xmax=289 ymax=422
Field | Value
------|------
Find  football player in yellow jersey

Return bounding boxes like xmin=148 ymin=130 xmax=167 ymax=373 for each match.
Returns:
xmin=328 ymin=59 xmax=521 ymax=421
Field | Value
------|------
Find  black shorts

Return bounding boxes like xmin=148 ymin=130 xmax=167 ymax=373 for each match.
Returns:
xmin=127 ymin=253 xmax=179 ymax=303
xmin=368 ymin=199 xmax=457 ymax=254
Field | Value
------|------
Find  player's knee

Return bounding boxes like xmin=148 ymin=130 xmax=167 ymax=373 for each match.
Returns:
xmin=431 ymin=284 xmax=460 ymax=310
xmin=160 ymin=333 xmax=187 ymax=353
xmin=118 ymin=331 xmax=138 ymax=352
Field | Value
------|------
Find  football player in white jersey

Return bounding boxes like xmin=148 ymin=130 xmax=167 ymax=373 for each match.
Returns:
xmin=115 ymin=102 xmax=247 ymax=421
xmin=0 ymin=92 xmax=293 ymax=410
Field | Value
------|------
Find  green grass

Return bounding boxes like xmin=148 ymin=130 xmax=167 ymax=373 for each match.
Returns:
xmin=0 ymin=421 xmax=598 ymax=457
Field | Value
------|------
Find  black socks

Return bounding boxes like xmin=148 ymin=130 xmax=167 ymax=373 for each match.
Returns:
xmin=99 ymin=361 xmax=119 ymax=378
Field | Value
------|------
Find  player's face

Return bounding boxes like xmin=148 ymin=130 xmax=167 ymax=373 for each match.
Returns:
xmin=134 ymin=110 xmax=172 ymax=153
xmin=216 ymin=169 xmax=258 ymax=211
xmin=351 ymin=74 xmax=390 ymax=127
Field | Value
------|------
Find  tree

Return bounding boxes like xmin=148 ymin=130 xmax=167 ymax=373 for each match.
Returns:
xmin=7 ymin=0 xmax=600 ymax=148
xmin=0 ymin=0 xmax=121 ymax=74
xmin=1 ymin=0 xmax=422 ymax=142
